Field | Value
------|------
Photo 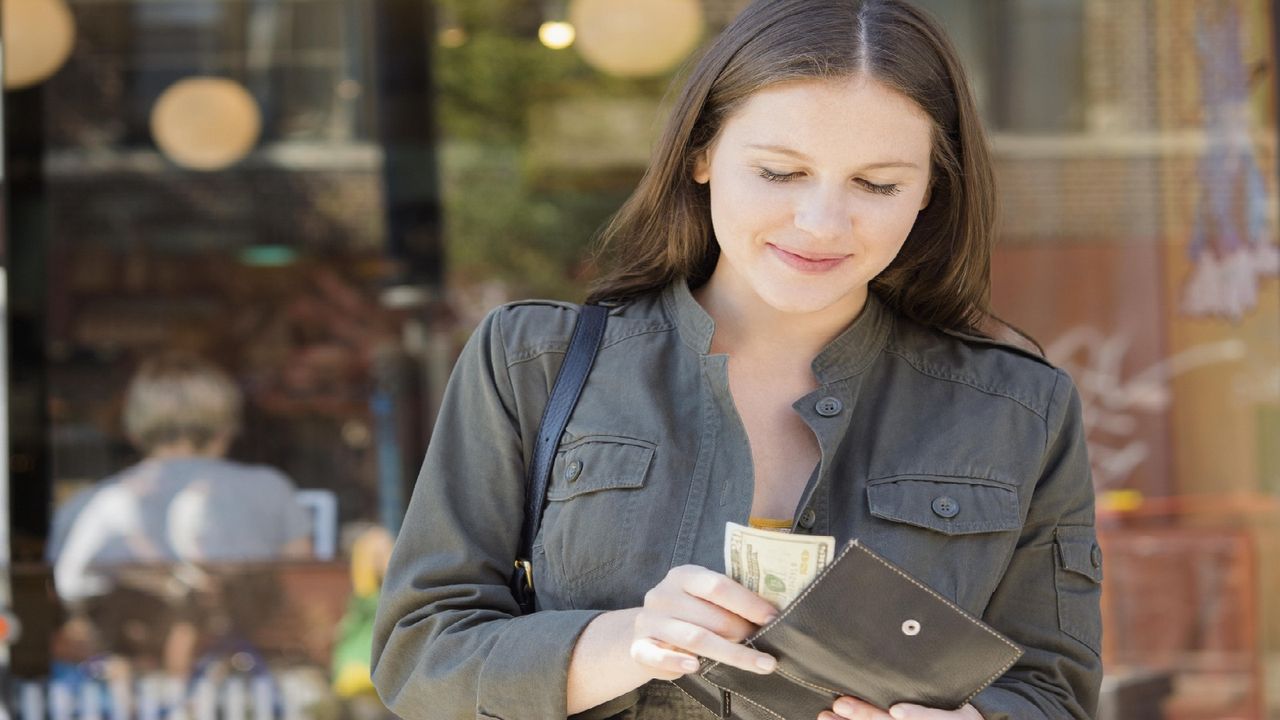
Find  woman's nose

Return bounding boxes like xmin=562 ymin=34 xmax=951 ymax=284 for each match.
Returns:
xmin=792 ymin=187 xmax=850 ymax=241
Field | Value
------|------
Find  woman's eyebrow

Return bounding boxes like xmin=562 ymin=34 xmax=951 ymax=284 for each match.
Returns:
xmin=746 ymin=143 xmax=919 ymax=170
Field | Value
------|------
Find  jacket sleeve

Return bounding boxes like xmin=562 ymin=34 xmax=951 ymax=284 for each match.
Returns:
xmin=970 ymin=369 xmax=1103 ymax=720
xmin=371 ymin=306 xmax=605 ymax=719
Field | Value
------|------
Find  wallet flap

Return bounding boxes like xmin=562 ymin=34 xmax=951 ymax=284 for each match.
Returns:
xmin=693 ymin=665 xmax=835 ymax=720
xmin=867 ymin=475 xmax=1020 ymax=535
xmin=670 ymin=675 xmax=729 ymax=719
xmin=702 ymin=540 xmax=1023 ymax=713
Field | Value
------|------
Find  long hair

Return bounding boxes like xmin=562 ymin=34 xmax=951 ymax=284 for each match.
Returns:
xmin=585 ymin=0 xmax=1013 ymax=340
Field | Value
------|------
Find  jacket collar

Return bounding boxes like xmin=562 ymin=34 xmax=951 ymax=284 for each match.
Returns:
xmin=660 ymin=277 xmax=893 ymax=384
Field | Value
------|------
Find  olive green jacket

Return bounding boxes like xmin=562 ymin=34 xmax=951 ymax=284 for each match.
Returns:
xmin=371 ymin=279 xmax=1103 ymax=720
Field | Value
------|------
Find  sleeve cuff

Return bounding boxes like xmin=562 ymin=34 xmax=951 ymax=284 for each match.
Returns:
xmin=476 ymin=609 xmax=606 ymax=719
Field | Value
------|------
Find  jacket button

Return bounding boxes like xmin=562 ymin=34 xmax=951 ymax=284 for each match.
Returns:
xmin=564 ymin=460 xmax=583 ymax=482
xmin=931 ymin=496 xmax=960 ymax=519
xmin=815 ymin=396 xmax=843 ymax=417
xmin=1091 ymin=544 xmax=1102 ymax=569
xmin=798 ymin=507 xmax=817 ymax=529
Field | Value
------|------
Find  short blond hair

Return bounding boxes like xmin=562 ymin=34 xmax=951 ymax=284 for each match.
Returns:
xmin=122 ymin=352 xmax=243 ymax=453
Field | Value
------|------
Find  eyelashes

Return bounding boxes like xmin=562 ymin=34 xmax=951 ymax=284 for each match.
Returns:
xmin=756 ymin=168 xmax=801 ymax=184
xmin=756 ymin=167 xmax=903 ymax=197
xmin=859 ymin=181 xmax=902 ymax=197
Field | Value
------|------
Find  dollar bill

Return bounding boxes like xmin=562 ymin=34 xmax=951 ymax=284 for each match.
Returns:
xmin=724 ymin=521 xmax=836 ymax=610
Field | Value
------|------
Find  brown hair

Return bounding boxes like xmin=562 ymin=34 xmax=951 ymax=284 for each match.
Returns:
xmin=123 ymin=351 xmax=243 ymax=453
xmin=586 ymin=0 xmax=1015 ymax=340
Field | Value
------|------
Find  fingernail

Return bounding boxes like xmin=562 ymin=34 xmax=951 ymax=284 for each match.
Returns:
xmin=765 ymin=614 xmax=780 ymax=624
xmin=681 ymin=659 xmax=700 ymax=672
xmin=833 ymin=700 xmax=854 ymax=715
xmin=756 ymin=656 xmax=777 ymax=672
xmin=890 ymin=706 xmax=908 ymax=719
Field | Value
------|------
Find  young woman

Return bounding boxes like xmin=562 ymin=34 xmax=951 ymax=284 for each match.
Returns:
xmin=371 ymin=2 xmax=1102 ymax=719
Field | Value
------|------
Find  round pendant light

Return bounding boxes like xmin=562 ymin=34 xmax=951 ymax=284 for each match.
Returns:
xmin=569 ymin=0 xmax=703 ymax=77
xmin=150 ymin=77 xmax=263 ymax=171
xmin=2 ymin=0 xmax=77 ymax=90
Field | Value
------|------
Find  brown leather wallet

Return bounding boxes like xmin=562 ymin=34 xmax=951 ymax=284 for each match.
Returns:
xmin=672 ymin=539 xmax=1023 ymax=719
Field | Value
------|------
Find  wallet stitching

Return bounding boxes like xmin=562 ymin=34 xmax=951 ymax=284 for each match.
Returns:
xmin=964 ymin=652 xmax=1022 ymax=706
xmin=728 ymin=691 xmax=787 ymax=720
xmin=669 ymin=680 xmax=732 ymax=720
xmin=707 ymin=540 xmax=1023 ymax=705
xmin=774 ymin=666 xmax=842 ymax=697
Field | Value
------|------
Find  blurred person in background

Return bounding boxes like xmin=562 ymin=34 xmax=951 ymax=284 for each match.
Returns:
xmin=48 ymin=351 xmax=312 ymax=674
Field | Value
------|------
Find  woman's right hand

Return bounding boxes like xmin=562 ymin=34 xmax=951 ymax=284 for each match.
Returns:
xmin=629 ymin=564 xmax=781 ymax=680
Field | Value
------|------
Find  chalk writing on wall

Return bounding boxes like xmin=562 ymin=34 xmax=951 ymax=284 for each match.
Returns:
xmin=1047 ymin=326 xmax=1245 ymax=490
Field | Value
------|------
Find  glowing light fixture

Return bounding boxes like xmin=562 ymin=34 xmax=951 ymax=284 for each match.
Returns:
xmin=437 ymin=6 xmax=468 ymax=48
xmin=439 ymin=26 xmax=468 ymax=48
xmin=2 ymin=0 xmax=77 ymax=90
xmin=150 ymin=77 xmax=262 ymax=171
xmin=539 ymin=21 xmax=576 ymax=50
xmin=570 ymin=0 xmax=703 ymax=77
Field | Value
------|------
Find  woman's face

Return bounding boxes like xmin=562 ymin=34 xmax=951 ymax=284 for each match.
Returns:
xmin=693 ymin=74 xmax=934 ymax=316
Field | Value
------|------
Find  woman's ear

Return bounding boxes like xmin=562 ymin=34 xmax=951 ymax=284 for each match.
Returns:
xmin=693 ymin=150 xmax=710 ymax=184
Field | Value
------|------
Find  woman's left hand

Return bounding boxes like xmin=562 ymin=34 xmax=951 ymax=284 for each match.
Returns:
xmin=819 ymin=696 xmax=984 ymax=720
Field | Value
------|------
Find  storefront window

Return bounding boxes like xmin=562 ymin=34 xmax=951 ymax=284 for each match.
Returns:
xmin=3 ymin=1 xmax=1279 ymax=718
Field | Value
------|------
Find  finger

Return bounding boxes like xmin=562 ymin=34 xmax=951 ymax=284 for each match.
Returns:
xmin=675 ymin=566 xmax=779 ymax=626
xmin=830 ymin=696 xmax=893 ymax=719
xmin=641 ymin=593 xmax=760 ymax=643
xmin=628 ymin=637 xmax=700 ymax=679
xmin=647 ymin=617 xmax=777 ymax=674
xmin=886 ymin=703 xmax=979 ymax=719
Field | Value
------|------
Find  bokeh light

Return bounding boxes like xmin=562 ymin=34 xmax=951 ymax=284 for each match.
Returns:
xmin=150 ymin=77 xmax=263 ymax=171
xmin=2 ymin=0 xmax=77 ymax=90
xmin=539 ymin=21 xmax=577 ymax=50
xmin=569 ymin=0 xmax=703 ymax=77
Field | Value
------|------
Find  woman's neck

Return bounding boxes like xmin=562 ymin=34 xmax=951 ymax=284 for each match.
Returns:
xmin=692 ymin=270 xmax=868 ymax=366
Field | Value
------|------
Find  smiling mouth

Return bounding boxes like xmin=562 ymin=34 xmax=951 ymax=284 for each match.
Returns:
xmin=769 ymin=244 xmax=848 ymax=262
xmin=767 ymin=244 xmax=850 ymax=273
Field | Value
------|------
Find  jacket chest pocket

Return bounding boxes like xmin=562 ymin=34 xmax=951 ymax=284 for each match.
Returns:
xmin=536 ymin=434 xmax=656 ymax=605
xmin=864 ymin=474 xmax=1022 ymax=609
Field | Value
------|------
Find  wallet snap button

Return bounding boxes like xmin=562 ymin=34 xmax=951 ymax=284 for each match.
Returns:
xmin=902 ymin=619 xmax=921 ymax=636
xmin=931 ymin=496 xmax=960 ymax=519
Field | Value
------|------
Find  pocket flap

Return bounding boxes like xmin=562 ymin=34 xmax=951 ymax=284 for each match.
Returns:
xmin=1055 ymin=525 xmax=1103 ymax=583
xmin=546 ymin=436 xmax=654 ymax=501
xmin=867 ymin=475 xmax=1021 ymax=535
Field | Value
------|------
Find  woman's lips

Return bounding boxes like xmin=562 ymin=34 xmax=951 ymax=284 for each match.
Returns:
xmin=768 ymin=244 xmax=848 ymax=273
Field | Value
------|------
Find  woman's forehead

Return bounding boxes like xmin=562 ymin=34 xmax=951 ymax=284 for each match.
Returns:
xmin=718 ymin=75 xmax=934 ymax=163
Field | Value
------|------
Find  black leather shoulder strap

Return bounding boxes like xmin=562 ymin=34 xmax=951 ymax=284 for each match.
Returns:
xmin=512 ymin=303 xmax=609 ymax=612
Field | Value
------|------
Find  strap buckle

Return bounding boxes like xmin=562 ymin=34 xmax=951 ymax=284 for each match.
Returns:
xmin=514 ymin=559 xmax=534 ymax=591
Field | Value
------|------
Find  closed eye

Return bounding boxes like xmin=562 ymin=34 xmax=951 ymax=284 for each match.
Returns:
xmin=758 ymin=168 xmax=902 ymax=197
xmin=856 ymin=179 xmax=901 ymax=196
xmin=757 ymin=168 xmax=800 ymax=183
